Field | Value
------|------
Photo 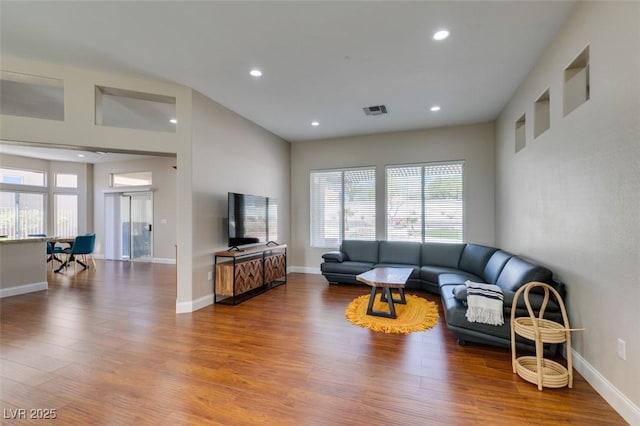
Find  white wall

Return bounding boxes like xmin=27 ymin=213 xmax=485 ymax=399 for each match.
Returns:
xmin=189 ymin=91 xmax=290 ymax=306
xmin=0 ymin=57 xmax=191 ymax=155
xmin=93 ymin=156 xmax=177 ymax=260
xmin=290 ymin=122 xmax=495 ymax=271
xmin=495 ymin=2 xmax=640 ymax=421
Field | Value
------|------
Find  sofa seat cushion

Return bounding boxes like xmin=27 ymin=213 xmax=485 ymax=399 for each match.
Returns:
xmin=321 ymin=261 xmax=374 ymax=275
xmin=451 ymin=285 xmax=560 ymax=314
xmin=374 ymin=263 xmax=420 ymax=279
xmin=437 ymin=271 xmax=483 ymax=287
xmin=441 ymin=292 xmax=510 ymax=339
xmin=421 ymin=266 xmax=468 ymax=285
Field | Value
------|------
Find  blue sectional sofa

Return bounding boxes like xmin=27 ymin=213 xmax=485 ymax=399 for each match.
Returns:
xmin=321 ymin=240 xmax=565 ymax=353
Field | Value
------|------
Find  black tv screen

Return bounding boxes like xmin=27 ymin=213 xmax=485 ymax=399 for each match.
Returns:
xmin=228 ymin=192 xmax=277 ymax=248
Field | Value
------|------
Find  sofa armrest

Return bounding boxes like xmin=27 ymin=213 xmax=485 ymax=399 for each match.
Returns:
xmin=322 ymin=251 xmax=346 ymax=262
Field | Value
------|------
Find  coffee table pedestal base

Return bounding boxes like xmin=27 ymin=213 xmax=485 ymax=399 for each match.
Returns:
xmin=366 ymin=286 xmax=406 ymax=319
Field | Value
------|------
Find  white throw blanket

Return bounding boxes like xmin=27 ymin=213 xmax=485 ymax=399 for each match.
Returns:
xmin=465 ymin=280 xmax=504 ymax=326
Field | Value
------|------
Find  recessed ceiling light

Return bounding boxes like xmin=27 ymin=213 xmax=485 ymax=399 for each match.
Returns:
xmin=250 ymin=69 xmax=263 ymax=77
xmin=169 ymin=118 xmax=177 ymax=124
xmin=77 ymin=154 xmax=85 ymax=158
xmin=430 ymin=105 xmax=441 ymax=112
xmin=311 ymin=121 xmax=320 ymax=127
xmin=433 ymin=29 xmax=450 ymax=41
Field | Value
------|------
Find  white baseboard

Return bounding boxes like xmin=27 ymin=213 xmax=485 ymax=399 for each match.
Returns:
xmin=288 ymin=266 xmax=321 ymax=274
xmin=92 ymin=254 xmax=176 ymax=265
xmin=571 ymin=348 xmax=640 ymax=425
xmin=176 ymin=293 xmax=214 ymax=313
xmin=153 ymin=257 xmax=176 ymax=264
xmin=0 ymin=281 xmax=48 ymax=299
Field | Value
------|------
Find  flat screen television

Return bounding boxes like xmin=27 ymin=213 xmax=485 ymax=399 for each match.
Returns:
xmin=228 ymin=192 xmax=278 ymax=249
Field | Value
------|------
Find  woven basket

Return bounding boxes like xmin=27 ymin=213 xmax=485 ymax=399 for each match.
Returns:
xmin=514 ymin=356 xmax=569 ymax=388
xmin=513 ymin=317 xmax=567 ymax=344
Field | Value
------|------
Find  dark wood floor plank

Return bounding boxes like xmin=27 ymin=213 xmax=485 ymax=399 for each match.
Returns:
xmin=0 ymin=263 xmax=625 ymax=425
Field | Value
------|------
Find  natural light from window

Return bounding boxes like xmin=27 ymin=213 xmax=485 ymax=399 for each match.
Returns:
xmin=110 ymin=171 xmax=152 ymax=187
xmin=310 ymin=168 xmax=375 ymax=248
xmin=55 ymin=173 xmax=78 ymax=188
xmin=54 ymin=194 xmax=78 ymax=237
xmin=386 ymin=162 xmax=464 ymax=243
xmin=0 ymin=167 xmax=46 ymax=187
xmin=0 ymin=191 xmax=46 ymax=238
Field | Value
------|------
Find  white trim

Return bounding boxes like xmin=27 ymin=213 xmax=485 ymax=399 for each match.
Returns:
xmin=176 ymin=293 xmax=214 ymax=313
xmin=571 ymin=348 xmax=640 ymax=425
xmin=152 ymin=257 xmax=176 ymax=264
xmin=0 ymin=281 xmax=48 ymax=298
xmin=288 ymin=266 xmax=321 ymax=274
xmin=92 ymin=254 xmax=175 ymax=265
xmin=102 ymin=186 xmax=154 ymax=193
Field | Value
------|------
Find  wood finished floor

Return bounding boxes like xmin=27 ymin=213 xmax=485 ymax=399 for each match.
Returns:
xmin=0 ymin=261 xmax=625 ymax=425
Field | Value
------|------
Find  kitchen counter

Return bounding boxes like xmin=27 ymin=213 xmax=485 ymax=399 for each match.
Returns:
xmin=0 ymin=236 xmax=52 ymax=244
xmin=0 ymin=237 xmax=50 ymax=298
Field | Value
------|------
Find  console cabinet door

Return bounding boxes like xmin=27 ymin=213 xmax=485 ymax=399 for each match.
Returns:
xmin=264 ymin=253 xmax=286 ymax=283
xmin=234 ymin=258 xmax=264 ymax=294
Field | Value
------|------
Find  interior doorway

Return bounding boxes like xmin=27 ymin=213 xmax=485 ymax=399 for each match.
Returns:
xmin=104 ymin=191 xmax=153 ymax=262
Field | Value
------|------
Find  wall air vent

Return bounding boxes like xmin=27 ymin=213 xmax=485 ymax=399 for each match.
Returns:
xmin=363 ymin=105 xmax=388 ymax=116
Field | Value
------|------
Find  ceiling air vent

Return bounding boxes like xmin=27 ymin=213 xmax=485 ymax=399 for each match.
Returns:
xmin=363 ymin=105 xmax=388 ymax=116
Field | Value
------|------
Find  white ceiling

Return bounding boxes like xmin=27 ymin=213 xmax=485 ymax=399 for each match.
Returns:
xmin=0 ymin=1 xmax=576 ymax=143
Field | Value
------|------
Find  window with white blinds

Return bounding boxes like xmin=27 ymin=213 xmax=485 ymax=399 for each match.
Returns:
xmin=310 ymin=168 xmax=376 ymax=248
xmin=386 ymin=162 xmax=463 ymax=243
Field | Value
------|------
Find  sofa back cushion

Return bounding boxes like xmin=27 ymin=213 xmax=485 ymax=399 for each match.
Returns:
xmin=341 ymin=240 xmax=379 ymax=263
xmin=483 ymin=250 xmax=513 ymax=284
xmin=379 ymin=241 xmax=421 ymax=265
xmin=496 ymin=256 xmax=553 ymax=292
xmin=458 ymin=244 xmax=498 ymax=278
xmin=420 ymin=243 xmax=465 ymax=268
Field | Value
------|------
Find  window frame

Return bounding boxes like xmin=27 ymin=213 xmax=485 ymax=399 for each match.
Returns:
xmin=55 ymin=173 xmax=78 ymax=189
xmin=53 ymin=193 xmax=78 ymax=237
xmin=385 ymin=161 xmax=465 ymax=244
xmin=109 ymin=171 xmax=153 ymax=188
xmin=310 ymin=166 xmax=376 ymax=249
xmin=0 ymin=190 xmax=47 ymax=238
xmin=0 ymin=167 xmax=47 ymax=187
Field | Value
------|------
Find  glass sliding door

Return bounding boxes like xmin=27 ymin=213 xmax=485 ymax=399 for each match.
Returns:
xmin=121 ymin=192 xmax=153 ymax=261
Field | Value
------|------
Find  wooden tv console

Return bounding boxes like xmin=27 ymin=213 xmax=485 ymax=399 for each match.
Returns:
xmin=214 ymin=244 xmax=287 ymax=305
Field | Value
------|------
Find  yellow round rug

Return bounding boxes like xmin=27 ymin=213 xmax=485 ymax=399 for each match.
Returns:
xmin=345 ymin=293 xmax=439 ymax=334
